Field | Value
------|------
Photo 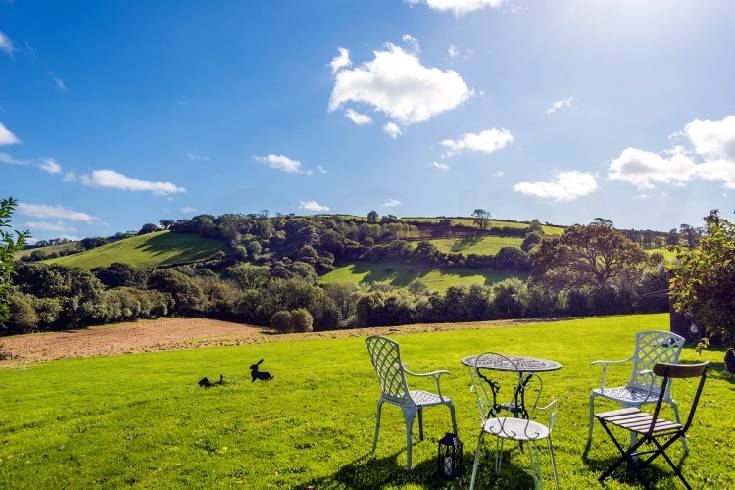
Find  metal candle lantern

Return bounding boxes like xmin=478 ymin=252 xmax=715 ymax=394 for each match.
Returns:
xmin=437 ymin=432 xmax=463 ymax=479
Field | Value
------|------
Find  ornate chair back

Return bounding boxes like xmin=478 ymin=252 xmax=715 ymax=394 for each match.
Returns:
xmin=627 ymin=331 xmax=685 ymax=396
xmin=366 ymin=335 xmax=412 ymax=405
xmin=469 ymin=352 xmax=518 ymax=423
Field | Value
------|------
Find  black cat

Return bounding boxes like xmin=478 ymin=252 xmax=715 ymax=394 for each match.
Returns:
xmin=250 ymin=359 xmax=273 ymax=382
xmin=198 ymin=374 xmax=224 ymax=388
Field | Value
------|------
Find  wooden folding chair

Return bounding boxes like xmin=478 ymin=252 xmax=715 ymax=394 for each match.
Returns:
xmin=595 ymin=362 xmax=709 ymax=490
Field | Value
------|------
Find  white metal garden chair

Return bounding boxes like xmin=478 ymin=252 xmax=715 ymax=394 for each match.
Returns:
xmin=468 ymin=353 xmax=559 ymax=490
xmin=587 ymin=330 xmax=687 ymax=452
xmin=365 ymin=335 xmax=458 ymax=471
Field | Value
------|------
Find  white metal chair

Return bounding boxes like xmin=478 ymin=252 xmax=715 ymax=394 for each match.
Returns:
xmin=587 ymin=330 xmax=687 ymax=453
xmin=468 ymin=353 xmax=559 ymax=490
xmin=365 ymin=335 xmax=458 ymax=471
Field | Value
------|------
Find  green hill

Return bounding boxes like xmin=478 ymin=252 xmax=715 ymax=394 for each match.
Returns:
xmin=420 ymin=235 xmax=523 ymax=256
xmin=15 ymin=241 xmax=81 ymax=260
xmin=44 ymin=231 xmax=226 ymax=270
xmin=318 ymin=262 xmax=525 ymax=292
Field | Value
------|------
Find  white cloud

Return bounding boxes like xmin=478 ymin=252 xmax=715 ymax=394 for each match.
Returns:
xmin=609 ymin=115 xmax=735 ymax=190
xmin=254 ymin=154 xmax=305 ymax=174
xmin=180 ymin=206 xmax=198 ymax=214
xmin=0 ymin=152 xmax=25 ymax=165
xmin=383 ymin=122 xmax=402 ymax=139
xmin=448 ymin=44 xmax=460 ymax=58
xmin=330 ymin=47 xmax=351 ymax=73
xmin=382 ymin=198 xmax=403 ymax=208
xmin=402 ymin=34 xmax=420 ymax=53
xmin=37 ymin=158 xmax=62 ymax=174
xmin=63 ymin=171 xmax=77 ymax=182
xmin=441 ymin=128 xmax=513 ymax=156
xmin=49 ymin=72 xmax=67 ymax=92
xmin=432 ymin=161 xmax=450 ymax=171
xmin=317 ymin=165 xmax=328 ymax=174
xmin=513 ymin=171 xmax=598 ymax=202
xmin=495 ymin=170 xmax=505 ymax=177
xmin=0 ymin=31 xmax=14 ymax=57
xmin=80 ymin=169 xmax=186 ymax=195
xmin=187 ymin=152 xmax=210 ymax=161
xmin=609 ymin=147 xmax=696 ymax=189
xmin=344 ymin=109 xmax=373 ymax=125
xmin=299 ymin=200 xmax=330 ymax=212
xmin=0 ymin=122 xmax=20 ymax=145
xmin=407 ymin=0 xmax=506 ymax=17
xmin=329 ymin=43 xmax=471 ymax=126
xmin=546 ymin=96 xmax=574 ymax=114
xmin=17 ymin=203 xmax=98 ymax=222
xmin=25 ymin=220 xmax=77 ymax=233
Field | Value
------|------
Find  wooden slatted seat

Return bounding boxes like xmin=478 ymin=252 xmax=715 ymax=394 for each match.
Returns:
xmin=596 ymin=407 xmax=682 ymax=434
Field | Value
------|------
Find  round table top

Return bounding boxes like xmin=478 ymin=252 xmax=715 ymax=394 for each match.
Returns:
xmin=461 ymin=354 xmax=562 ymax=373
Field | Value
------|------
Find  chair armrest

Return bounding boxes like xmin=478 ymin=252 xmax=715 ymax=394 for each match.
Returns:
xmin=638 ymin=369 xmax=657 ymax=401
xmin=403 ymin=365 xmax=451 ymax=401
xmin=536 ymin=399 xmax=560 ymax=433
xmin=591 ymin=357 xmax=633 ymax=391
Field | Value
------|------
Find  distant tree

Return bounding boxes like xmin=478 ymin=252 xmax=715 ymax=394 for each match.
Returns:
xmin=0 ymin=198 xmax=29 ymax=325
xmin=521 ymin=232 xmax=543 ymax=252
xmin=591 ymin=218 xmax=613 ymax=228
xmin=531 ymin=224 xmax=647 ymax=290
xmin=367 ymin=210 xmax=379 ymax=223
xmin=80 ymin=237 xmax=108 ymax=250
xmin=138 ymin=223 xmax=161 ymax=235
xmin=270 ymin=310 xmax=293 ymax=332
xmin=665 ymin=228 xmax=679 ymax=246
xmin=159 ymin=219 xmax=175 ymax=230
xmin=527 ymin=220 xmax=544 ymax=235
xmin=290 ymin=308 xmax=314 ymax=332
xmin=471 ymin=209 xmax=491 ymax=231
xmin=93 ymin=263 xmax=147 ymax=288
xmin=679 ymin=224 xmax=702 ymax=249
xmin=260 ymin=209 xmax=270 ymax=219
xmin=670 ymin=210 xmax=735 ymax=348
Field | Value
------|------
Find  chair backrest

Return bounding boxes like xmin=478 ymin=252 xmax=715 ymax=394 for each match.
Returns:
xmin=469 ymin=353 xmax=550 ymax=440
xmin=627 ymin=330 xmax=685 ymax=395
xmin=649 ymin=362 xmax=709 ymax=433
xmin=365 ymin=335 xmax=412 ymax=404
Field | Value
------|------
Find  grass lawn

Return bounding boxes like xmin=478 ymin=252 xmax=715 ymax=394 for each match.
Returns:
xmin=423 ymin=236 xmax=523 ymax=256
xmin=0 ymin=313 xmax=732 ymax=489
xmin=318 ymin=262 xmax=525 ymax=292
xmin=43 ymin=231 xmax=226 ymax=270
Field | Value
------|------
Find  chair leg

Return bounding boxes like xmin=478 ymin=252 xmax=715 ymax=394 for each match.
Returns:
xmin=418 ymin=407 xmax=424 ymax=441
xmin=586 ymin=393 xmax=597 ymax=449
xmin=371 ymin=399 xmax=383 ymax=454
xmin=403 ymin=407 xmax=416 ymax=472
xmin=495 ymin=437 xmax=505 ymax=476
xmin=447 ymin=401 xmax=458 ymax=435
xmin=548 ymin=437 xmax=560 ymax=490
xmin=670 ymin=399 xmax=689 ymax=454
xmin=470 ymin=431 xmax=485 ymax=490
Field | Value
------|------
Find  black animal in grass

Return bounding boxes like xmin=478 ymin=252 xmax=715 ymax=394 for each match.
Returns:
xmin=725 ymin=348 xmax=735 ymax=378
xmin=198 ymin=374 xmax=224 ymax=388
xmin=250 ymin=359 xmax=274 ymax=382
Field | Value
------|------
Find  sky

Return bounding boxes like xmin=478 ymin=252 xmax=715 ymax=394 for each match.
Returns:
xmin=2 ymin=0 xmax=735 ymax=242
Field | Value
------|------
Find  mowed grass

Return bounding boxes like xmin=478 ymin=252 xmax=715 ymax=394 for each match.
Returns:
xmin=0 ymin=314 xmax=732 ymax=489
xmin=423 ymin=236 xmax=523 ymax=256
xmin=319 ymin=262 xmax=525 ymax=292
xmin=44 ymin=231 xmax=226 ymax=270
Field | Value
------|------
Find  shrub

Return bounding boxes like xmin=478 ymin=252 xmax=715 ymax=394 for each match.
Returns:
xmin=290 ymin=308 xmax=314 ymax=332
xmin=8 ymin=293 xmax=39 ymax=332
xmin=270 ymin=310 xmax=293 ymax=332
xmin=521 ymin=232 xmax=543 ymax=252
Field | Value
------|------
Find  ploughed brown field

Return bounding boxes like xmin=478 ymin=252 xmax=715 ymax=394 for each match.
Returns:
xmin=0 ymin=317 xmax=545 ymax=363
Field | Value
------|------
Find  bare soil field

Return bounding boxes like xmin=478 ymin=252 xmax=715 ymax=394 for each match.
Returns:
xmin=0 ymin=317 xmax=548 ymax=364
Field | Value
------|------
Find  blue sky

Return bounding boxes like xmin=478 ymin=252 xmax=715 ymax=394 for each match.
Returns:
xmin=2 ymin=0 xmax=735 ymax=242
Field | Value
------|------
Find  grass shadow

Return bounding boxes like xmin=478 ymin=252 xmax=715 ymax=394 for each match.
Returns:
xmin=583 ymin=450 xmax=686 ymax=489
xmin=450 ymin=235 xmax=484 ymax=253
xmin=134 ymin=232 xmax=225 ymax=266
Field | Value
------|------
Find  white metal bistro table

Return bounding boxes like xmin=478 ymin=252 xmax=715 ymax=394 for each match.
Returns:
xmin=461 ymin=354 xmax=562 ymax=419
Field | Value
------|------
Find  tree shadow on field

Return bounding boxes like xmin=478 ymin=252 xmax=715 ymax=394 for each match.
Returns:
xmin=134 ymin=232 xmax=224 ymax=265
xmin=303 ymin=447 xmax=540 ymax=489
xmin=451 ymin=235 xmax=484 ymax=253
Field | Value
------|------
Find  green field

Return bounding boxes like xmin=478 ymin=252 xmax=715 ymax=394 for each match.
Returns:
xmin=319 ymin=262 xmax=524 ymax=291
xmin=404 ymin=218 xmax=564 ymax=235
xmin=646 ymin=247 xmax=678 ymax=262
xmin=0 ymin=314 xmax=732 ymax=488
xmin=15 ymin=241 xmax=81 ymax=259
xmin=422 ymin=236 xmax=523 ymax=256
xmin=44 ymin=231 xmax=226 ymax=270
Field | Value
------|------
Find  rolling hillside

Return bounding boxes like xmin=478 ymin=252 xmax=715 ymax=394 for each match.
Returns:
xmin=318 ymin=262 xmax=525 ymax=292
xmin=15 ymin=241 xmax=81 ymax=259
xmin=421 ymin=235 xmax=523 ymax=256
xmin=44 ymin=231 xmax=226 ymax=270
